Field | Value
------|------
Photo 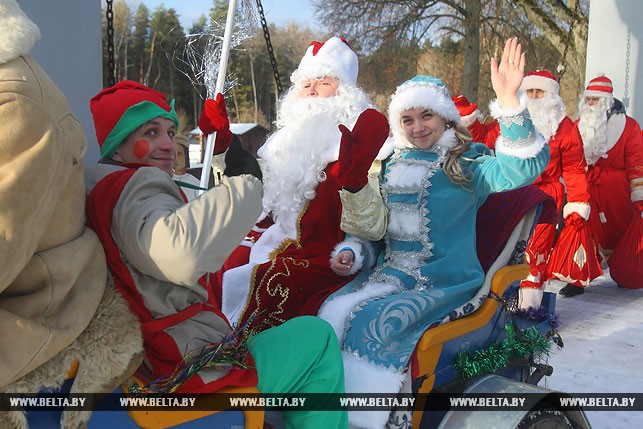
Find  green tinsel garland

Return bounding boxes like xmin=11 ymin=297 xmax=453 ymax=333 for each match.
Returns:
xmin=455 ymin=326 xmax=553 ymax=380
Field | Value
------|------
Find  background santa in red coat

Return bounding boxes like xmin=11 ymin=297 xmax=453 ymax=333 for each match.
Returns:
xmin=455 ymin=71 xmax=596 ymax=305
xmin=577 ymin=75 xmax=643 ymax=286
xmin=217 ymin=37 xmax=389 ymax=332
xmin=517 ymin=70 xmax=594 ymax=304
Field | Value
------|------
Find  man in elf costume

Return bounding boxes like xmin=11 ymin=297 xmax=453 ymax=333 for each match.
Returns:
xmin=217 ymin=37 xmax=390 ymax=332
xmin=517 ymin=70 xmax=594 ymax=303
xmin=85 ymin=81 xmax=348 ymax=427
xmin=577 ymin=75 xmax=643 ymax=285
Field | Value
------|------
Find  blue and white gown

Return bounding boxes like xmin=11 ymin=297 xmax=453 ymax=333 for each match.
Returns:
xmin=318 ymin=99 xmax=550 ymax=429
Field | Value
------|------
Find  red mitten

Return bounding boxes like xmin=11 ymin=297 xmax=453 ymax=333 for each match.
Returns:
xmin=565 ymin=212 xmax=583 ymax=226
xmin=635 ymin=200 xmax=643 ymax=217
xmin=337 ymin=108 xmax=390 ymax=190
xmin=198 ymin=93 xmax=233 ymax=154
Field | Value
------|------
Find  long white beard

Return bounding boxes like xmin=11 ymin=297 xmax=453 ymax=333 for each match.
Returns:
xmin=578 ymin=98 xmax=610 ymax=165
xmin=527 ymin=93 xmax=566 ymax=141
xmin=259 ymin=87 xmax=370 ymax=226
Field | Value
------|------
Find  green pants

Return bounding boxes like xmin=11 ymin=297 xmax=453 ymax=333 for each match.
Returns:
xmin=248 ymin=316 xmax=348 ymax=429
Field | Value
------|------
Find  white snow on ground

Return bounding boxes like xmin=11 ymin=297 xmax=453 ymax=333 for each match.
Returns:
xmin=541 ymin=269 xmax=643 ymax=428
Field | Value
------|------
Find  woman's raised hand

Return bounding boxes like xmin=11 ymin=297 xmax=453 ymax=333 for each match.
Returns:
xmin=490 ymin=38 xmax=525 ymax=109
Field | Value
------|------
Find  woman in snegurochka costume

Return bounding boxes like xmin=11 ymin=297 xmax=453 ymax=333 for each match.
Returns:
xmin=318 ymin=38 xmax=550 ymax=429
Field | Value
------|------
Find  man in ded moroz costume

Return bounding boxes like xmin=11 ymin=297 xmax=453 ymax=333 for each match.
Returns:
xmin=576 ymin=74 xmax=643 ymax=289
xmin=219 ymin=37 xmax=390 ymax=332
xmin=517 ymin=69 xmax=595 ymax=303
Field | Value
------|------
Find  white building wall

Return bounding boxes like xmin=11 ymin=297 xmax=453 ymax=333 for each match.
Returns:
xmin=586 ymin=0 xmax=642 ymax=122
xmin=18 ymin=0 xmax=103 ymax=163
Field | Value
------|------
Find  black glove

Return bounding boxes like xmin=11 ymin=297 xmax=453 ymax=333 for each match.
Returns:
xmin=224 ymin=135 xmax=262 ymax=180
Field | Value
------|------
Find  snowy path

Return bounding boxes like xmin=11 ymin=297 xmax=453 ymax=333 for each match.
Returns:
xmin=542 ymin=270 xmax=643 ymax=428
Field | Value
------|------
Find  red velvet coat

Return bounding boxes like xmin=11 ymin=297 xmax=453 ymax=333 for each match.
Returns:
xmin=582 ymin=115 xmax=643 ymax=250
xmin=217 ymin=161 xmax=354 ymax=333
xmin=535 ymin=117 xmax=589 ymax=209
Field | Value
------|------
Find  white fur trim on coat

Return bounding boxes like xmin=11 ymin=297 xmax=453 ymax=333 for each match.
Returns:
xmin=563 ymin=202 xmax=591 ymax=220
xmin=605 ymin=113 xmax=627 ymax=154
xmin=489 ymin=91 xmax=528 ymax=119
xmin=495 ymin=129 xmax=547 ymax=160
xmin=0 ymin=0 xmax=40 ymax=64
xmin=518 ymin=287 xmax=544 ymax=310
xmin=318 ymin=281 xmax=396 ymax=342
xmin=342 ymin=351 xmax=407 ymax=429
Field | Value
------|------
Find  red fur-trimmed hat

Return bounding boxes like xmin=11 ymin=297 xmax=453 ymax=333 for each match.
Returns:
xmin=452 ymin=95 xmax=478 ymax=117
xmin=584 ymin=75 xmax=613 ymax=98
xmin=90 ymin=80 xmax=178 ymax=159
xmin=520 ymin=69 xmax=560 ymax=95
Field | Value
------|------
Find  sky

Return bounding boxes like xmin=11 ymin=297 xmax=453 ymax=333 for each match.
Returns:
xmin=127 ymin=0 xmax=322 ymax=33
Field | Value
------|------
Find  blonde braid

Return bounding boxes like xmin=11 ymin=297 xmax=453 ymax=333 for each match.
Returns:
xmin=443 ymin=123 xmax=474 ymax=188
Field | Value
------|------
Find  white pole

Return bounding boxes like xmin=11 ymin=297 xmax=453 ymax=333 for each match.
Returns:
xmin=199 ymin=0 xmax=238 ymax=193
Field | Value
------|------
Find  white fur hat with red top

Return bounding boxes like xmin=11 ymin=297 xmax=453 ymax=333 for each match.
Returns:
xmin=290 ymin=36 xmax=358 ymax=87
xmin=584 ymin=74 xmax=614 ymax=98
xmin=520 ymin=69 xmax=560 ymax=95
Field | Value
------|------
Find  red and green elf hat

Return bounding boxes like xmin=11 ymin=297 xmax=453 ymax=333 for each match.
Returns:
xmin=90 ymin=80 xmax=179 ymax=159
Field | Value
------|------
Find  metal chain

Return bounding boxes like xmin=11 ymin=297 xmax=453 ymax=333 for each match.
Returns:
xmin=556 ymin=0 xmax=582 ymax=82
xmin=623 ymin=31 xmax=631 ymax=108
xmin=106 ymin=0 xmax=116 ymax=87
xmin=255 ymin=0 xmax=283 ymax=94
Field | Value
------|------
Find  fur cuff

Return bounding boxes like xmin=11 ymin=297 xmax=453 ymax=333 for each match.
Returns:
xmin=331 ymin=237 xmax=366 ymax=275
xmin=489 ymin=91 xmax=528 ymax=119
xmin=376 ymin=136 xmax=396 ymax=161
xmin=563 ymin=202 xmax=591 ymax=220
xmin=518 ymin=286 xmax=543 ymax=310
xmin=495 ymin=130 xmax=547 ymax=159
xmin=460 ymin=109 xmax=482 ymax=127
xmin=631 ymin=181 xmax=643 ymax=202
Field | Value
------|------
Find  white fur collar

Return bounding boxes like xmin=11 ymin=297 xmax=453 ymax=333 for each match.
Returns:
xmin=0 ymin=0 xmax=40 ymax=64
xmin=606 ymin=113 xmax=627 ymax=153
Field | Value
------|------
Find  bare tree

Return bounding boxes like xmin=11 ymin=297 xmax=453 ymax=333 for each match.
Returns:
xmin=313 ymin=0 xmax=588 ymax=103
xmin=312 ymin=0 xmax=484 ymax=99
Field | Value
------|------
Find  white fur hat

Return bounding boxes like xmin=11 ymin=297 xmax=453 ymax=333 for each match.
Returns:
xmin=0 ymin=0 xmax=40 ymax=64
xmin=290 ymin=36 xmax=358 ymax=87
xmin=388 ymin=75 xmax=460 ymax=142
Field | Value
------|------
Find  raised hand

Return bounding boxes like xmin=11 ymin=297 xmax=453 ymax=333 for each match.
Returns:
xmin=490 ymin=38 xmax=525 ymax=109
xmin=198 ymin=93 xmax=233 ymax=154
xmin=337 ymin=108 xmax=390 ymax=191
